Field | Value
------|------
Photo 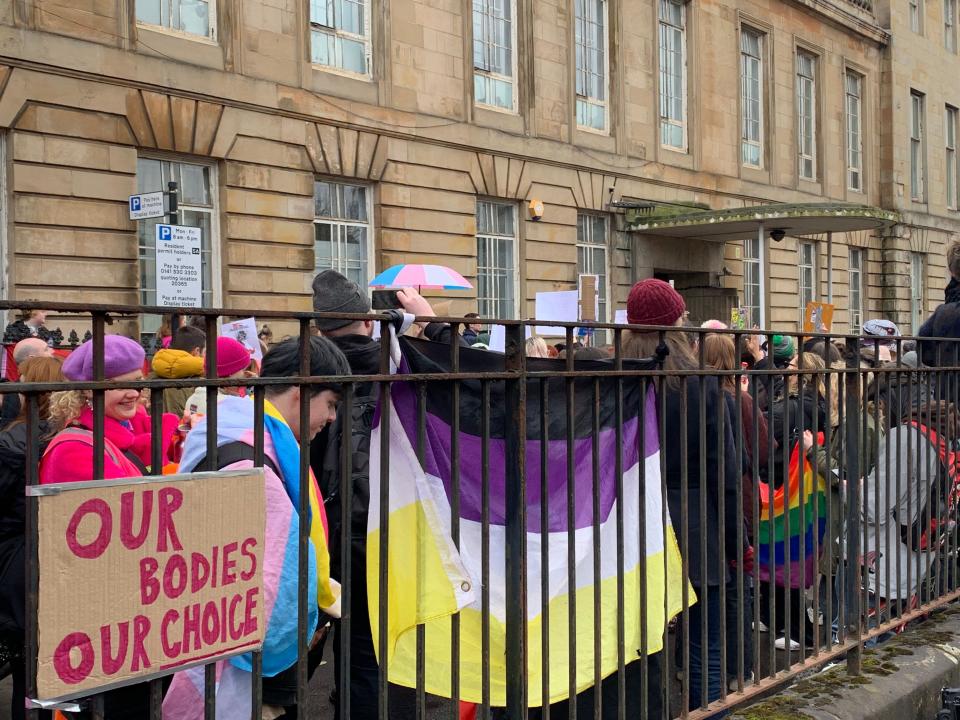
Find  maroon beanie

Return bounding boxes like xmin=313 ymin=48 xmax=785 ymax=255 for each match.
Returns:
xmin=626 ymin=279 xmax=686 ymax=327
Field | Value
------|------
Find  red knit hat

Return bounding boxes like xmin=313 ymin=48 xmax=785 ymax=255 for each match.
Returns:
xmin=207 ymin=336 xmax=253 ymax=378
xmin=626 ymin=279 xmax=686 ymax=327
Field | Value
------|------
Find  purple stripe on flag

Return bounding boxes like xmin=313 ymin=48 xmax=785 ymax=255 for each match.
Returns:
xmin=390 ymin=384 xmax=659 ymax=532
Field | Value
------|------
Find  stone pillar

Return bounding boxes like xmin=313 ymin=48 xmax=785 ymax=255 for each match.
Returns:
xmin=881 ymin=223 xmax=913 ymax=330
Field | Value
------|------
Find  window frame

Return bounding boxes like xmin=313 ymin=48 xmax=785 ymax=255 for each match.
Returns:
xmin=947 ymin=105 xmax=959 ymax=210
xmin=309 ymin=0 xmax=374 ymax=77
xmin=476 ymin=200 xmax=520 ymax=319
xmin=739 ymin=26 xmax=765 ymax=169
xmin=136 ymin=156 xmax=221 ymax=343
xmin=742 ymin=236 xmax=763 ymax=329
xmin=135 ymin=0 xmax=218 ymax=42
xmin=947 ymin=0 xmax=958 ymax=51
xmin=911 ymin=252 xmax=926 ymax=333
xmin=658 ymin=0 xmax=688 ymax=152
xmin=848 ymin=247 xmax=864 ymax=331
xmin=575 ymin=0 xmax=610 ymax=133
xmin=796 ymin=49 xmax=818 ymax=181
xmin=910 ymin=0 xmax=924 ymax=34
xmin=312 ymin=178 xmax=375 ymax=287
xmin=798 ymin=240 xmax=818 ymax=322
xmin=576 ymin=213 xmax=611 ymax=324
xmin=473 ymin=0 xmax=519 ymax=113
xmin=845 ymin=70 xmax=864 ymax=192
xmin=911 ymin=90 xmax=926 ymax=202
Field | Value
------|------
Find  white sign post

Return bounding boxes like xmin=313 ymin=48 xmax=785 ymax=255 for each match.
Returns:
xmin=128 ymin=191 xmax=165 ymax=220
xmin=155 ymin=224 xmax=203 ymax=308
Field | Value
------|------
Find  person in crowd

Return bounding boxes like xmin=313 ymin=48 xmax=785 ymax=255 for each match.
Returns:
xmin=526 ymin=336 xmax=550 ymax=358
xmin=3 ymin=308 xmax=53 ymax=344
xmin=620 ymin=279 xmax=741 ymax=716
xmin=41 ymin=335 xmax=175 ymax=484
xmin=151 ymin=314 xmax=174 ymax=353
xmin=183 ymin=336 xmax=258 ymax=416
xmin=574 ymin=346 xmax=608 ymax=361
xmin=0 ymin=357 xmax=63 ymax=720
xmin=310 ymin=269 xmax=463 ymax=719
xmin=0 ymin=339 xmax=55 ymax=425
xmin=860 ymin=319 xmax=901 ymax=365
xmin=751 ymin=334 xmax=795 ymax=411
xmin=37 ymin=336 xmax=165 ymax=717
xmin=919 ymin=241 xmax=960 ymax=367
xmin=463 ymin=312 xmax=488 ymax=345
xmin=760 ymin=351 xmax=829 ymax=650
xmin=945 ymin=239 xmax=960 ymax=304
xmin=863 ymin=400 xmax=958 ymax=616
xmin=148 ymin=325 xmax=206 ymax=418
xmin=703 ymin=332 xmax=770 ymax=688
xmin=163 ymin=336 xmax=350 ymax=720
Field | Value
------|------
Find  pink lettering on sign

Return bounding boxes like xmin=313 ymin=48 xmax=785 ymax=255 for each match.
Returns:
xmin=53 ymin=632 xmax=95 ymax=685
xmin=120 ymin=490 xmax=153 ymax=550
xmin=65 ymin=499 xmax=112 ymax=560
xmin=157 ymin=487 xmax=184 ymax=553
xmin=100 ymin=622 xmax=129 ymax=675
xmin=139 ymin=557 xmax=160 ymax=605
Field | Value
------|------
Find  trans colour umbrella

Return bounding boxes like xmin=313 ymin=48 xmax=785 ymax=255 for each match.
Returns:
xmin=369 ymin=264 xmax=473 ymax=290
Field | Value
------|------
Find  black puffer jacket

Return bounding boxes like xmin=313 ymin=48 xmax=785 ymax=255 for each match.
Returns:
xmin=768 ymin=389 xmax=826 ymax=487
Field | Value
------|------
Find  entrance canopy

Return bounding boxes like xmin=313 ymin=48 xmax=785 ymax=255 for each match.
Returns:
xmin=624 ymin=202 xmax=898 ymax=241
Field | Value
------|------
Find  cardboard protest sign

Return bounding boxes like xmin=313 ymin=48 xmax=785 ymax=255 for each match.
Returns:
xmin=730 ymin=307 xmax=748 ymax=330
xmin=803 ymin=302 xmax=835 ymax=333
xmin=221 ymin=317 xmax=263 ymax=365
xmin=33 ymin=470 xmax=266 ymax=702
xmin=614 ymin=309 xmax=628 ymax=325
xmin=578 ymin=275 xmax=598 ymax=322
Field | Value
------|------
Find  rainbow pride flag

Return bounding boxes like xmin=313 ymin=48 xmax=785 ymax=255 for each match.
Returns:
xmin=758 ymin=437 xmax=827 ymax=589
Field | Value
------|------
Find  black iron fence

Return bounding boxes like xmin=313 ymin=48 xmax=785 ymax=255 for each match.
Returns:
xmin=3 ymin=300 xmax=960 ymax=720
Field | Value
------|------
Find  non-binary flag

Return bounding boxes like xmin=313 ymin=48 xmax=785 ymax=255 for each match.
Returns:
xmin=367 ymin=337 xmax=687 ymax=706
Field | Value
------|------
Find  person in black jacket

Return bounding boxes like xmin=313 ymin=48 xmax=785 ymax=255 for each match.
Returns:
xmin=310 ymin=269 xmax=465 ymax=719
xmin=622 ymin=279 xmax=742 ymax=715
xmin=0 ymin=356 xmax=63 ymax=720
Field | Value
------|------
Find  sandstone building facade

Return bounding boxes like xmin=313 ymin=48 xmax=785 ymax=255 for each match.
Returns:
xmin=0 ymin=0 xmax=953 ymax=338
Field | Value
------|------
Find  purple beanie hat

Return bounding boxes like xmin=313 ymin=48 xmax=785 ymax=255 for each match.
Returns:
xmin=62 ymin=335 xmax=145 ymax=382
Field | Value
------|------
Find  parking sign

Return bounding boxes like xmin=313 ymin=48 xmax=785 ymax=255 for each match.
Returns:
xmin=128 ymin=191 xmax=165 ymax=220
xmin=155 ymin=224 xmax=203 ymax=308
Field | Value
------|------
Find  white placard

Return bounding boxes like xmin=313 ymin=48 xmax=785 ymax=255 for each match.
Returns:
xmin=533 ymin=290 xmax=579 ymax=336
xmin=614 ymin=309 xmax=628 ymax=325
xmin=222 ymin=317 xmax=263 ymax=364
xmin=488 ymin=324 xmax=505 ymax=352
xmin=128 ymin=191 xmax=165 ymax=220
xmin=155 ymin=224 xmax=203 ymax=308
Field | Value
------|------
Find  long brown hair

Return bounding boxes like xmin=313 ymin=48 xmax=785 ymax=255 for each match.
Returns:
xmin=703 ymin=333 xmax=737 ymax=394
xmin=913 ymin=400 xmax=960 ymax=441
xmin=622 ymin=328 xmax=695 ymax=388
xmin=6 ymin=356 xmax=64 ymax=429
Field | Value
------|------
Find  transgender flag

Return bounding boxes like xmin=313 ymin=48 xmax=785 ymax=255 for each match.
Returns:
xmin=367 ymin=338 xmax=687 ymax=706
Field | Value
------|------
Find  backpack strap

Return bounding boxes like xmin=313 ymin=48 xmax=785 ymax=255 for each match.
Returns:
xmin=190 ymin=440 xmax=281 ymax=477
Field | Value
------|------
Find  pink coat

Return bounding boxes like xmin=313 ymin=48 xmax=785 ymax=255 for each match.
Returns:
xmin=39 ymin=406 xmax=177 ymax=484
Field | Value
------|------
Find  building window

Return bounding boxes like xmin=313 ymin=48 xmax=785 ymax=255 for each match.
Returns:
xmin=310 ymin=0 xmax=371 ymax=75
xmin=910 ymin=0 xmax=923 ymax=33
xmin=137 ymin=158 xmax=217 ymax=340
xmin=136 ymin=0 xmax=215 ymax=39
xmin=740 ymin=28 xmax=764 ymax=168
xmin=575 ymin=0 xmax=608 ymax=131
xmin=845 ymin=71 xmax=864 ymax=192
xmin=658 ymin=0 xmax=687 ymax=151
xmin=948 ymin=106 xmax=959 ymax=209
xmin=576 ymin=214 xmax=609 ymax=323
xmin=798 ymin=241 xmax=817 ymax=319
xmin=911 ymin=253 xmax=926 ymax=332
xmin=849 ymin=248 xmax=864 ymax=331
xmin=474 ymin=0 xmax=516 ymax=111
xmin=911 ymin=91 xmax=926 ymax=201
xmin=314 ymin=180 xmax=372 ymax=287
xmin=947 ymin=0 xmax=958 ymax=50
xmin=796 ymin=51 xmax=817 ymax=181
xmin=476 ymin=200 xmax=518 ymax=319
xmin=743 ymin=236 xmax=762 ymax=328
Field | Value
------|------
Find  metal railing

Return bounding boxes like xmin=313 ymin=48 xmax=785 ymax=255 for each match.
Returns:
xmin=3 ymin=300 xmax=960 ymax=720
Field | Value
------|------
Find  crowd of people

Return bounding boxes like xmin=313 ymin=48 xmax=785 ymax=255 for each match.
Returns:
xmin=1 ymin=240 xmax=959 ymax=719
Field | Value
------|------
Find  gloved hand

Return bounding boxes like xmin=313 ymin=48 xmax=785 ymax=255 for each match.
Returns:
xmin=730 ymin=545 xmax=755 ymax=575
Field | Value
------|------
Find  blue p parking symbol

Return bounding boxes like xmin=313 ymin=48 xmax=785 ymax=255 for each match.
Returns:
xmin=130 ymin=197 xmax=141 ymax=212
xmin=159 ymin=225 xmax=172 ymax=241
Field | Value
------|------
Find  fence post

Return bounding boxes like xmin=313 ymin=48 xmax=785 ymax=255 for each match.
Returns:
xmin=844 ymin=338 xmax=863 ymax=675
xmin=504 ymin=323 xmax=528 ymax=718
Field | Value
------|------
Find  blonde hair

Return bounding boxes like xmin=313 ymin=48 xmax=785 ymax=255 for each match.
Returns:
xmin=48 ymin=390 xmax=87 ymax=432
xmin=525 ymin=336 xmax=550 ymax=358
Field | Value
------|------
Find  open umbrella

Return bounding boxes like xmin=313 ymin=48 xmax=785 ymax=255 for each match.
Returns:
xmin=368 ymin=264 xmax=472 ymax=290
